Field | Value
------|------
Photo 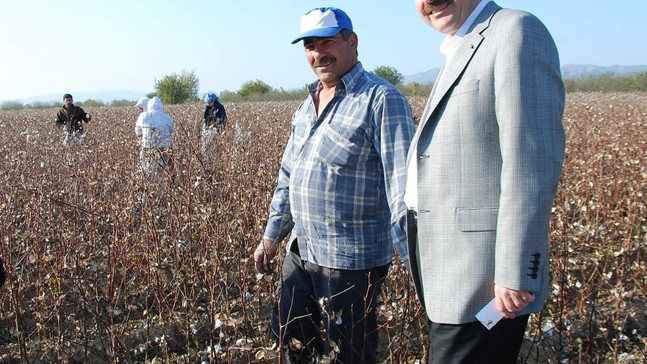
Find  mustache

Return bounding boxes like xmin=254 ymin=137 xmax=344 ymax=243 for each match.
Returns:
xmin=313 ymin=56 xmax=335 ymax=67
xmin=422 ymin=0 xmax=453 ymax=15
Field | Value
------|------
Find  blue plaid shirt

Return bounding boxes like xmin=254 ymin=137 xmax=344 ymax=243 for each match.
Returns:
xmin=263 ymin=62 xmax=415 ymax=270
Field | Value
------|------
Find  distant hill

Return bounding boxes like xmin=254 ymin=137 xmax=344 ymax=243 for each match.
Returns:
xmin=16 ymin=90 xmax=147 ymax=105
xmin=403 ymin=64 xmax=647 ymax=85
xmin=403 ymin=69 xmax=441 ymax=85
xmin=560 ymin=64 xmax=647 ymax=79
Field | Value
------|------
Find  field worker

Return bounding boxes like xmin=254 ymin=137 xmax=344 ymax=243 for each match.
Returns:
xmin=203 ymin=92 xmax=227 ymax=131
xmin=134 ymin=96 xmax=150 ymax=168
xmin=201 ymin=92 xmax=227 ymax=155
xmin=134 ymin=96 xmax=150 ymax=139
xmin=405 ymin=1 xmax=566 ymax=362
xmin=55 ymin=93 xmax=92 ymax=146
xmin=135 ymin=97 xmax=175 ymax=181
xmin=254 ymin=7 xmax=415 ymax=363
xmin=134 ymin=96 xmax=150 ymax=120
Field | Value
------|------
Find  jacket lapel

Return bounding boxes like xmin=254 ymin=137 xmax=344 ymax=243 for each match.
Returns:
xmin=413 ymin=3 xmax=500 ymax=140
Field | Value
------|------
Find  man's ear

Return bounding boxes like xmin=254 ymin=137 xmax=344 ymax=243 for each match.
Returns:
xmin=349 ymin=32 xmax=358 ymax=50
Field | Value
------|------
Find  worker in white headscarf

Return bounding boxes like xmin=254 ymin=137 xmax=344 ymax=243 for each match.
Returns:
xmin=136 ymin=97 xmax=175 ymax=181
xmin=134 ymin=96 xmax=150 ymax=136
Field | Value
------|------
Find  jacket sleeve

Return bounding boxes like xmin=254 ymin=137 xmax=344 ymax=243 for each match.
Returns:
xmin=217 ymin=102 xmax=227 ymax=122
xmin=78 ymin=107 xmax=90 ymax=122
xmin=493 ymin=12 xmax=566 ymax=292
xmin=203 ymin=106 xmax=210 ymax=125
xmin=135 ymin=114 xmax=144 ymax=136
xmin=55 ymin=109 xmax=66 ymax=125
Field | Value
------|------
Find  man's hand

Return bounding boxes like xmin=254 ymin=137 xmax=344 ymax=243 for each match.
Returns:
xmin=254 ymin=239 xmax=278 ymax=274
xmin=494 ymin=284 xmax=535 ymax=319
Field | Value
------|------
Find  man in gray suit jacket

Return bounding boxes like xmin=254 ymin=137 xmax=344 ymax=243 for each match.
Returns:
xmin=406 ymin=0 xmax=566 ymax=362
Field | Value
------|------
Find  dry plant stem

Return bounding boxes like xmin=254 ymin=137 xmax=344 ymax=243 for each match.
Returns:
xmin=0 ymin=95 xmax=644 ymax=362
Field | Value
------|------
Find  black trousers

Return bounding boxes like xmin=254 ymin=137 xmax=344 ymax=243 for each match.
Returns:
xmin=272 ymin=243 xmax=389 ymax=364
xmin=428 ymin=314 xmax=529 ymax=364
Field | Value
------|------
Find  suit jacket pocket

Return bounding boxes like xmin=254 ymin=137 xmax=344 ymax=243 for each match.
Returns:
xmin=456 ymin=207 xmax=498 ymax=232
xmin=450 ymin=79 xmax=479 ymax=97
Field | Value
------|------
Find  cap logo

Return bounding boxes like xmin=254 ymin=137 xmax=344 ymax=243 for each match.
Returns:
xmin=300 ymin=9 xmax=339 ymax=34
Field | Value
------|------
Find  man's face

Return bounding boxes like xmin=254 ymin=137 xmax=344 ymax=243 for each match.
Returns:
xmin=303 ymin=32 xmax=358 ymax=88
xmin=64 ymin=97 xmax=73 ymax=107
xmin=414 ymin=0 xmax=481 ymax=35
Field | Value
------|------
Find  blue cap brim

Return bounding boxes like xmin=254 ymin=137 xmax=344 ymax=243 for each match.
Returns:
xmin=291 ymin=27 xmax=343 ymax=44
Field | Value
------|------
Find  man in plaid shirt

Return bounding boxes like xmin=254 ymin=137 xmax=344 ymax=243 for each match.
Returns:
xmin=254 ymin=7 xmax=415 ymax=364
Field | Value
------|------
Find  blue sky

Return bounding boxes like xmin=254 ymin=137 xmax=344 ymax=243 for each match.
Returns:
xmin=1 ymin=0 xmax=644 ymax=102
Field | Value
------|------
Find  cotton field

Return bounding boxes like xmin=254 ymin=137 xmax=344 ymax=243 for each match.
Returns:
xmin=0 ymin=94 xmax=645 ymax=363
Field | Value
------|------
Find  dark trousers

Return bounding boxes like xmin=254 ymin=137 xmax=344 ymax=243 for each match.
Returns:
xmin=428 ymin=314 xmax=529 ymax=364
xmin=272 ymin=243 xmax=389 ymax=364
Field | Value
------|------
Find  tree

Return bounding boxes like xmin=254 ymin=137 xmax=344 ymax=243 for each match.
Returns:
xmin=31 ymin=101 xmax=58 ymax=109
xmin=238 ymin=80 xmax=272 ymax=97
xmin=81 ymin=99 xmax=105 ymax=107
xmin=373 ymin=65 xmax=404 ymax=86
xmin=110 ymin=99 xmax=135 ymax=107
xmin=0 ymin=101 xmax=24 ymax=110
xmin=154 ymin=70 xmax=200 ymax=104
xmin=398 ymin=82 xmax=433 ymax=97
xmin=632 ymin=72 xmax=647 ymax=91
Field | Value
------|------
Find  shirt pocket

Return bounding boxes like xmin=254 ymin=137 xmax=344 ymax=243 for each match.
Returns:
xmin=316 ymin=121 xmax=368 ymax=168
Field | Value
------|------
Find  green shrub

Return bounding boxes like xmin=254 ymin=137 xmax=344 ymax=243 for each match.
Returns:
xmin=110 ymin=99 xmax=136 ymax=107
xmin=155 ymin=70 xmax=200 ymax=104
xmin=373 ymin=65 xmax=404 ymax=86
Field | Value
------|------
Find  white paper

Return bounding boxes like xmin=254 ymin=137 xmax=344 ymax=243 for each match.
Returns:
xmin=475 ymin=298 xmax=505 ymax=330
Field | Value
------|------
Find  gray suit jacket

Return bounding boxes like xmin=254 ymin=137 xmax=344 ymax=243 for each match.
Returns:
xmin=408 ymin=2 xmax=566 ymax=324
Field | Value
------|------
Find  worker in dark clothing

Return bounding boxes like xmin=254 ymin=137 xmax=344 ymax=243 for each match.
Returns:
xmin=55 ymin=93 xmax=92 ymax=145
xmin=201 ymin=92 xmax=227 ymax=155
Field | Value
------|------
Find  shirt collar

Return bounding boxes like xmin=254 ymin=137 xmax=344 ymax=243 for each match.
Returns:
xmin=308 ymin=61 xmax=364 ymax=99
xmin=439 ymin=0 xmax=492 ymax=57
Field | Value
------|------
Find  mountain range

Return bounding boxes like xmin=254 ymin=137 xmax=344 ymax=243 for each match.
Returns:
xmin=402 ymin=64 xmax=647 ymax=86
xmin=10 ymin=65 xmax=647 ymax=104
